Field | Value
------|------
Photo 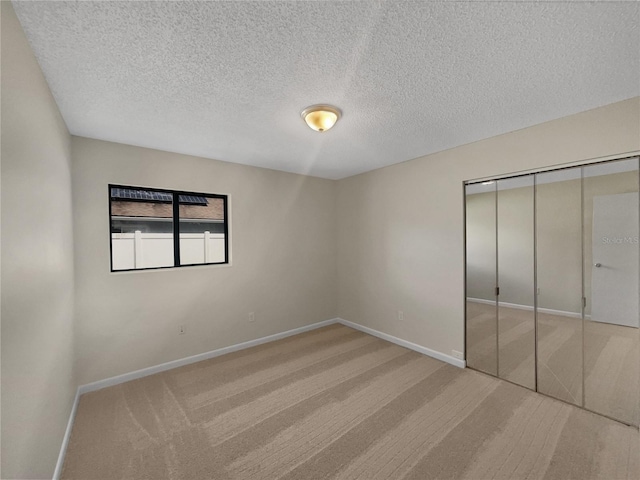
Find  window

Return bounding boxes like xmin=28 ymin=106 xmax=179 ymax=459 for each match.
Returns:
xmin=109 ymin=185 xmax=228 ymax=271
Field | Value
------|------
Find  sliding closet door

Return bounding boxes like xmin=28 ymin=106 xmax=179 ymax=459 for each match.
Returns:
xmin=535 ymin=167 xmax=583 ymax=406
xmin=466 ymin=183 xmax=497 ymax=376
xmin=582 ymin=158 xmax=639 ymax=425
xmin=497 ymin=176 xmax=535 ymax=389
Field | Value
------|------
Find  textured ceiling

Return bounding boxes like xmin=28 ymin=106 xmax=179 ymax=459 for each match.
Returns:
xmin=12 ymin=1 xmax=640 ymax=179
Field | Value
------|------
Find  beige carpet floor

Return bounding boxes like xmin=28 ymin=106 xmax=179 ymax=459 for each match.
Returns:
xmin=62 ymin=324 xmax=639 ymax=479
xmin=466 ymin=301 xmax=639 ymax=426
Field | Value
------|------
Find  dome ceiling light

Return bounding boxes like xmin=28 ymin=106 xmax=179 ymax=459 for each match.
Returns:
xmin=301 ymin=105 xmax=341 ymax=132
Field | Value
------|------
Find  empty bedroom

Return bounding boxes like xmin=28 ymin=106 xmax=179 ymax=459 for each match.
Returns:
xmin=1 ymin=1 xmax=639 ymax=479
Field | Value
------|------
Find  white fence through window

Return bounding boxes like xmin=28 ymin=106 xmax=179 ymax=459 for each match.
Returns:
xmin=111 ymin=231 xmax=225 ymax=269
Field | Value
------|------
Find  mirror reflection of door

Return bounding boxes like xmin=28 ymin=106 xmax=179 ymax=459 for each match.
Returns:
xmin=590 ymin=193 xmax=639 ymax=328
xmin=583 ymin=158 xmax=639 ymax=426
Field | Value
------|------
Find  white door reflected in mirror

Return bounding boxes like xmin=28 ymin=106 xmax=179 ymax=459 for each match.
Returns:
xmin=591 ymin=192 xmax=639 ymax=328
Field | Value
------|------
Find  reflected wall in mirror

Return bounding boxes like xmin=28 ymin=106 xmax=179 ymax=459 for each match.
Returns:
xmin=497 ymin=176 xmax=535 ymax=389
xmin=465 ymin=182 xmax=497 ymax=376
xmin=582 ymin=158 xmax=639 ymax=425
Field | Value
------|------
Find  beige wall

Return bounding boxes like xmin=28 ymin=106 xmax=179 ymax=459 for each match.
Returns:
xmin=336 ymin=97 xmax=640 ymax=361
xmin=466 ymin=185 xmax=537 ymax=308
xmin=465 ymin=190 xmax=498 ymax=302
xmin=72 ymin=137 xmax=337 ymax=385
xmin=1 ymin=2 xmax=76 ymax=478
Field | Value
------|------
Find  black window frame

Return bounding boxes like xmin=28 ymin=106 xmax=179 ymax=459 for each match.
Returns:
xmin=109 ymin=184 xmax=229 ymax=272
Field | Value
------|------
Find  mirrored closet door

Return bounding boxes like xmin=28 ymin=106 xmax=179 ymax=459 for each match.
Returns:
xmin=465 ymin=176 xmax=536 ymax=389
xmin=535 ymin=167 xmax=583 ymax=407
xmin=465 ymin=182 xmax=497 ymax=376
xmin=497 ymin=176 xmax=535 ymax=390
xmin=582 ymin=158 xmax=639 ymax=425
xmin=465 ymin=156 xmax=640 ymax=426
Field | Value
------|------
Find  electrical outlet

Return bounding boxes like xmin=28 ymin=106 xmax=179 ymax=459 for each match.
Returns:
xmin=452 ymin=350 xmax=464 ymax=360
xmin=398 ymin=310 xmax=404 ymax=321
xmin=179 ymin=325 xmax=186 ymax=335
xmin=248 ymin=312 xmax=255 ymax=323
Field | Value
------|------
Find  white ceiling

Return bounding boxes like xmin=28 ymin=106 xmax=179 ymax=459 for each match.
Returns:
xmin=12 ymin=1 xmax=640 ymax=180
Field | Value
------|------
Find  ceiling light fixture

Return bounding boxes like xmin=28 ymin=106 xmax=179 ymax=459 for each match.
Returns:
xmin=301 ymin=105 xmax=341 ymax=132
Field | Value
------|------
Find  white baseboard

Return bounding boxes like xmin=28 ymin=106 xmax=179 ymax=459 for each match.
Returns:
xmin=337 ymin=318 xmax=466 ymax=369
xmin=53 ymin=389 xmax=80 ymax=480
xmin=467 ymin=297 xmax=586 ymax=319
xmin=78 ymin=318 xmax=339 ymax=395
